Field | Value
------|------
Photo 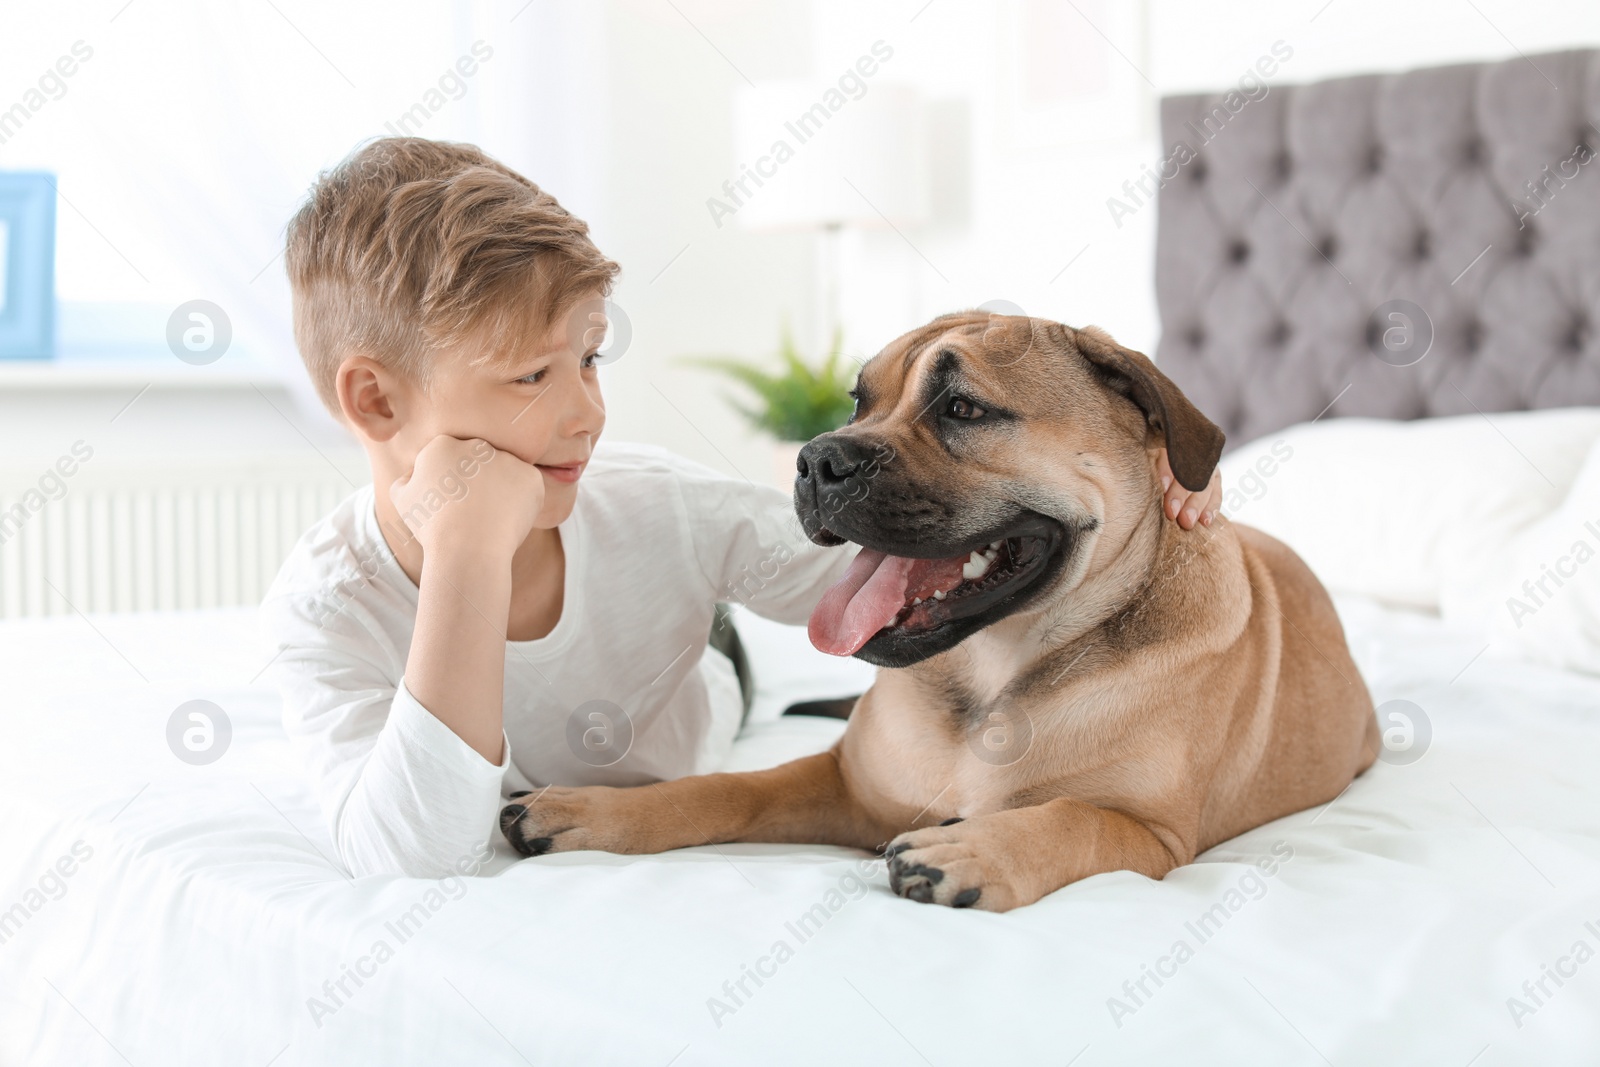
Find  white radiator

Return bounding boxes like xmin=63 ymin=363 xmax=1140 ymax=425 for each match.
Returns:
xmin=0 ymin=452 xmax=366 ymax=619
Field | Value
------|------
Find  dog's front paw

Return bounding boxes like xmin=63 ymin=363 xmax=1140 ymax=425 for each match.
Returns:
xmin=884 ymin=817 xmax=1031 ymax=912
xmin=499 ymin=785 xmax=621 ymax=857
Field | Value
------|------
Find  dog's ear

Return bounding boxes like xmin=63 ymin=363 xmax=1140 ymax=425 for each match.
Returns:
xmin=1071 ymin=325 xmax=1225 ymax=492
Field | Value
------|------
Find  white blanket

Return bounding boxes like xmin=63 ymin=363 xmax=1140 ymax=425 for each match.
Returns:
xmin=3 ymin=597 xmax=1599 ymax=1065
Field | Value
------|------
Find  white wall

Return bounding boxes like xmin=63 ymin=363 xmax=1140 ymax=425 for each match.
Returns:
xmin=588 ymin=0 xmax=821 ymax=482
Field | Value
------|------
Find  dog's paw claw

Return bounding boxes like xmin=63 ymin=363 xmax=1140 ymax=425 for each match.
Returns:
xmin=884 ymin=822 xmax=1001 ymax=909
xmin=501 ymin=801 xmax=557 ymax=857
xmin=498 ymin=784 xmax=632 ymax=856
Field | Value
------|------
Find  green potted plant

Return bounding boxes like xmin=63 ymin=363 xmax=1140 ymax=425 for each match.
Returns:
xmin=683 ymin=326 xmax=856 ymax=487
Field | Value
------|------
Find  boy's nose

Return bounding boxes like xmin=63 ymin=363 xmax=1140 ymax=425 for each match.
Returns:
xmin=556 ymin=379 xmax=605 ymax=437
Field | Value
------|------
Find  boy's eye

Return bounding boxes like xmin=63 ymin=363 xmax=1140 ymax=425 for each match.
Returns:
xmin=581 ymin=351 xmax=600 ymax=369
xmin=517 ymin=369 xmax=546 ymax=385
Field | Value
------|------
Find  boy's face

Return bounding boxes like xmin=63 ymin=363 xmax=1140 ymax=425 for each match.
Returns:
xmin=392 ymin=295 xmax=609 ymax=529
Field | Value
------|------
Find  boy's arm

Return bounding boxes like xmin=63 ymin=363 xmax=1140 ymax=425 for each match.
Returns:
xmin=389 ymin=435 xmax=546 ymax=765
xmin=261 ymin=620 xmax=513 ymax=879
xmin=262 ymin=435 xmax=544 ymax=878
xmin=681 ymin=469 xmax=848 ymax=628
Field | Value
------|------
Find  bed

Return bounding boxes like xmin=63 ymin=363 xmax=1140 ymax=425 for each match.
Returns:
xmin=5 ymin=596 xmax=1600 ymax=1064
xmin=7 ymin=48 xmax=1600 ymax=1067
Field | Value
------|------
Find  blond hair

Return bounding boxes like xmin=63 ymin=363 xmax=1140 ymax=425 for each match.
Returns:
xmin=285 ymin=137 xmax=619 ymax=414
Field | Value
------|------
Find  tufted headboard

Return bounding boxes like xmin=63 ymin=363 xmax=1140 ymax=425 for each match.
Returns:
xmin=1153 ymin=48 xmax=1600 ymax=449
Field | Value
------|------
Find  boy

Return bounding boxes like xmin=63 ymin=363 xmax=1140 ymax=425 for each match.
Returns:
xmin=261 ymin=137 xmax=1220 ymax=879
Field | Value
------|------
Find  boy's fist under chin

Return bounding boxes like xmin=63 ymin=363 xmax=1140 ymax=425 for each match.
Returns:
xmin=390 ymin=435 xmax=546 ymax=561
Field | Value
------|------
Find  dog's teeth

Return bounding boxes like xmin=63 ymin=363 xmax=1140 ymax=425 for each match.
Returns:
xmin=989 ymin=540 xmax=1001 ymax=550
xmin=933 ymin=589 xmax=946 ymax=600
xmin=962 ymin=550 xmax=992 ymax=580
xmin=912 ymin=596 xmax=922 ymax=605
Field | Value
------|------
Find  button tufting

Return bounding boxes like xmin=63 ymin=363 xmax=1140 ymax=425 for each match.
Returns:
xmin=1274 ymin=152 xmax=1292 ymax=179
xmin=1367 ymin=145 xmax=1384 ymax=173
xmin=1316 ymin=235 xmax=1339 ymax=260
xmin=1517 ymin=227 xmax=1537 ymax=256
xmin=1464 ymin=320 xmax=1483 ymax=351
xmin=1269 ymin=321 xmax=1291 ymax=345
xmin=1228 ymin=240 xmax=1250 ymax=264
xmin=1463 ymin=138 xmax=1483 ymax=164
xmin=1186 ymin=325 xmax=1206 ymax=347
xmin=1191 ymin=159 xmax=1208 ymax=183
xmin=1414 ymin=231 xmax=1431 ymax=259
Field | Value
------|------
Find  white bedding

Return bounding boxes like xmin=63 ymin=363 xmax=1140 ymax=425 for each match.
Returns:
xmin=3 ymin=597 xmax=1600 ymax=1066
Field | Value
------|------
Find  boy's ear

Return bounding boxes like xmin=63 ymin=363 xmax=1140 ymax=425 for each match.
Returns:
xmin=336 ymin=355 xmax=404 ymax=443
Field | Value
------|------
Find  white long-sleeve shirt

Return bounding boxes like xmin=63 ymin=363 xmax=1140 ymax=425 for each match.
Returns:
xmin=259 ymin=441 xmax=851 ymax=878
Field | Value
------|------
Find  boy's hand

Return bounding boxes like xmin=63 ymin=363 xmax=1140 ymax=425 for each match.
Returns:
xmin=390 ymin=435 xmax=546 ymax=561
xmin=1157 ymin=449 xmax=1222 ymax=530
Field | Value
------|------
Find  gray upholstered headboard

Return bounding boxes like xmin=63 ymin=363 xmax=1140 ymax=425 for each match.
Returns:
xmin=1153 ymin=48 xmax=1600 ymax=449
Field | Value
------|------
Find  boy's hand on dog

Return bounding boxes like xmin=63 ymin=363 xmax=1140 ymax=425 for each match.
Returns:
xmin=390 ymin=435 xmax=545 ymax=561
xmin=1157 ymin=448 xmax=1222 ymax=530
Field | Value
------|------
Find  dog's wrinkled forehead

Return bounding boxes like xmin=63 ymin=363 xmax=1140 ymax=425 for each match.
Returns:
xmin=840 ymin=309 xmax=1223 ymax=490
xmin=856 ymin=313 xmax=1069 ymax=410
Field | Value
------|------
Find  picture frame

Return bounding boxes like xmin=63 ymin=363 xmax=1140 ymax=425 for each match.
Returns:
xmin=0 ymin=172 xmax=57 ymax=360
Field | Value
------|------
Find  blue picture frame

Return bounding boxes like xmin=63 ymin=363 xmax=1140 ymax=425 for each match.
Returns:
xmin=0 ymin=172 xmax=57 ymax=360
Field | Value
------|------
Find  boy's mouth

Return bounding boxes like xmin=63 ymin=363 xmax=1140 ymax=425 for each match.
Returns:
xmin=537 ymin=461 xmax=586 ymax=484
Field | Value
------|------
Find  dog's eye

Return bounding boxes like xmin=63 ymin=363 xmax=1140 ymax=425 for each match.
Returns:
xmin=946 ymin=395 xmax=986 ymax=420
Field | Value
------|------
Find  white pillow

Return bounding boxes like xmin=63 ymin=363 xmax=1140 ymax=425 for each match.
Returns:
xmin=1216 ymin=408 xmax=1600 ymax=611
xmin=1446 ymin=435 xmax=1600 ymax=676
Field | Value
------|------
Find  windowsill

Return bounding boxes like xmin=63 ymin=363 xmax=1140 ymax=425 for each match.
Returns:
xmin=0 ymin=303 xmax=297 ymax=390
xmin=0 ymin=356 xmax=290 ymax=390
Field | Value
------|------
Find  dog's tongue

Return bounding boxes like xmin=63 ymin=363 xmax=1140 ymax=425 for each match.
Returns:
xmin=809 ymin=548 xmax=917 ymax=656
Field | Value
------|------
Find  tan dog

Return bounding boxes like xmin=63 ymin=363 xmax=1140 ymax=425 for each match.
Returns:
xmin=501 ymin=313 xmax=1380 ymax=911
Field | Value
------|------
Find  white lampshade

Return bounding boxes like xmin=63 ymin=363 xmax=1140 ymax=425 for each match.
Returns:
xmin=730 ymin=80 xmax=929 ymax=232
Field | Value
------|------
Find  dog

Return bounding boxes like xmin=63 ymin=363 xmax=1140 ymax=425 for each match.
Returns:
xmin=501 ymin=312 xmax=1380 ymax=912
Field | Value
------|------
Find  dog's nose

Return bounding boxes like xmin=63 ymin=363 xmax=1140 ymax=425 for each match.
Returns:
xmin=797 ymin=438 xmax=861 ymax=485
